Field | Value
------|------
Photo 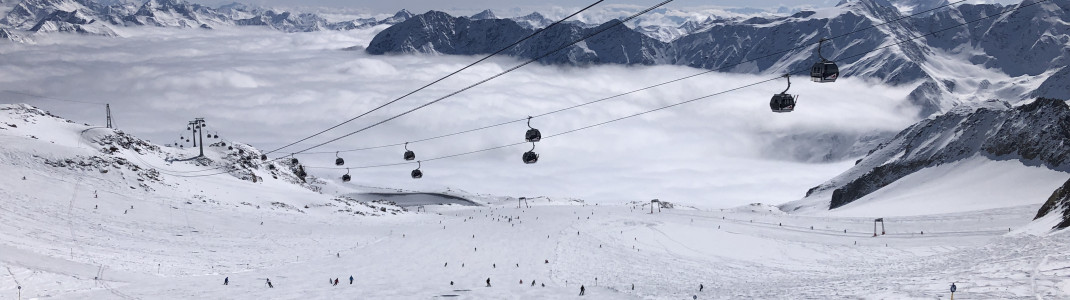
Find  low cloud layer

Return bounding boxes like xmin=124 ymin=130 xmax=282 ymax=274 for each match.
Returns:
xmin=0 ymin=26 xmax=920 ymax=207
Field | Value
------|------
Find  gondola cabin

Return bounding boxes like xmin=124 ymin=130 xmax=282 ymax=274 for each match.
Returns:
xmin=810 ymin=61 xmax=839 ymax=83
xmin=523 ymin=151 xmax=539 ymax=164
xmin=770 ymin=93 xmax=797 ymax=113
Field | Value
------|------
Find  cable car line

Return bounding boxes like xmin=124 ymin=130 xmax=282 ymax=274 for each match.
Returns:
xmin=288 ymin=0 xmax=671 ymax=157
xmin=293 ymin=0 xmax=968 ymax=156
xmin=303 ymin=77 xmax=779 ymax=171
xmin=297 ymin=0 xmax=1048 ymax=173
xmin=111 ymin=0 xmax=1047 ymax=180
xmin=263 ymin=0 xmax=608 ymax=155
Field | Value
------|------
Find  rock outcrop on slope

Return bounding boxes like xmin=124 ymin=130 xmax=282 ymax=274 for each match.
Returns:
xmin=1035 ymin=178 xmax=1070 ymax=230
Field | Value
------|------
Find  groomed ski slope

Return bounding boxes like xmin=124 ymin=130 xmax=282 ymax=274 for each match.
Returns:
xmin=3 ymin=191 xmax=1070 ymax=299
xmin=1 ymin=104 xmax=1069 ymax=299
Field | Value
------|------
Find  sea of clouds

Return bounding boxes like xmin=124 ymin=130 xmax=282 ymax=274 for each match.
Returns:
xmin=0 ymin=24 xmax=921 ymax=207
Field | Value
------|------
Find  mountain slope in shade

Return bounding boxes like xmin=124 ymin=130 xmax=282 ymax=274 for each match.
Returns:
xmin=782 ymin=98 xmax=1070 ymax=213
xmin=1035 ymin=177 xmax=1070 ymax=230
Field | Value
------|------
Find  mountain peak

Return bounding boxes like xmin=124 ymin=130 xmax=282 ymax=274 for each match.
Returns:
xmin=393 ymin=9 xmax=413 ymax=19
xmin=470 ymin=9 xmax=496 ymax=20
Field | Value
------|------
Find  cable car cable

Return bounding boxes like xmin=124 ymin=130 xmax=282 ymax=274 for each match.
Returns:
xmin=293 ymin=0 xmax=968 ymax=155
xmin=300 ymin=0 xmax=1050 ymax=171
xmin=283 ymin=0 xmax=676 ymax=156
xmin=263 ymin=0 xmax=609 ymax=155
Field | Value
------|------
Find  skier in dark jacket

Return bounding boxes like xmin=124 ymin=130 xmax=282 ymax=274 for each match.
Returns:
xmin=580 ymin=285 xmax=585 ymax=296
xmin=266 ymin=278 xmax=273 ymax=288
xmin=349 ymin=276 xmax=354 ymax=284
xmin=486 ymin=278 xmax=491 ymax=287
xmin=224 ymin=277 xmax=229 ymax=285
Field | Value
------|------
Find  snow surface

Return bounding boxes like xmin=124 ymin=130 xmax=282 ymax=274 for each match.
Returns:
xmin=823 ymin=156 xmax=1070 ymax=217
xmin=2 ymin=103 xmax=1070 ymax=299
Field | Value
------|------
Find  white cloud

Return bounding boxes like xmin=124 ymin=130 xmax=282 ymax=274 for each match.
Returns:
xmin=0 ymin=26 xmax=919 ymax=207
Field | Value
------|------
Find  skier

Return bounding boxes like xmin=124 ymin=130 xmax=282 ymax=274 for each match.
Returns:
xmin=520 ymin=280 xmax=523 ymax=284
xmin=450 ymin=281 xmax=454 ymax=286
xmin=334 ymin=278 xmax=339 ymax=286
xmin=544 ymin=259 xmax=549 ymax=264
xmin=444 ymin=262 xmax=448 ymax=267
xmin=531 ymin=280 xmax=536 ymax=287
xmin=266 ymin=278 xmax=273 ymax=288
xmin=493 ymin=264 xmax=496 ymax=268
xmin=486 ymin=278 xmax=491 ymax=287
xmin=349 ymin=276 xmax=353 ymax=285
xmin=224 ymin=277 xmax=229 ymax=285
xmin=579 ymin=285 xmax=585 ymax=296
xmin=699 ymin=284 xmax=704 ymax=291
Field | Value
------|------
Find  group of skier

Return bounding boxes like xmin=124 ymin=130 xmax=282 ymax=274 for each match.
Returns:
xmin=328 ymin=276 xmax=354 ymax=286
xmin=220 ymin=275 xmax=352 ymax=288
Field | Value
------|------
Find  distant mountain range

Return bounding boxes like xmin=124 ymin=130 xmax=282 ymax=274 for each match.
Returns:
xmin=0 ymin=0 xmax=414 ymax=38
xmin=365 ymin=0 xmax=1070 ymax=118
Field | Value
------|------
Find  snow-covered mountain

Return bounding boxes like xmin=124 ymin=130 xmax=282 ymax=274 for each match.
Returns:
xmin=782 ymin=98 xmax=1070 ymax=218
xmin=1036 ymin=178 xmax=1070 ymax=230
xmin=887 ymin=0 xmax=951 ymax=14
xmin=469 ymin=9 xmax=495 ymax=20
xmin=0 ymin=103 xmax=407 ymax=218
xmin=510 ymin=11 xmax=553 ymax=29
xmin=364 ymin=0 xmax=1070 ymax=118
xmin=124 ymin=0 xmax=230 ymax=28
xmin=367 ymin=11 xmax=675 ymax=65
xmin=0 ymin=0 xmax=413 ymax=36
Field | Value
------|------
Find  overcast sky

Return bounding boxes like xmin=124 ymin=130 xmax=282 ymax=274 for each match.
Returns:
xmin=186 ymin=0 xmax=1023 ymax=16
